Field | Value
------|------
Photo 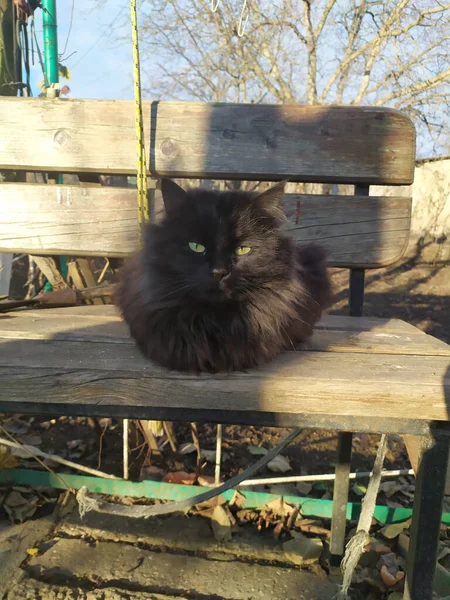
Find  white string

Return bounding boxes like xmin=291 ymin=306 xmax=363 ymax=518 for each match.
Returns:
xmin=338 ymin=434 xmax=388 ymax=598
xmin=211 ymin=0 xmax=220 ymax=12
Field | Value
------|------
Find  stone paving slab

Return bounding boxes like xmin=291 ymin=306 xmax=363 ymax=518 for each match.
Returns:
xmin=25 ymin=538 xmax=337 ymax=600
xmin=0 ymin=515 xmax=55 ymax=598
xmin=6 ymin=578 xmax=183 ymax=600
xmin=59 ymin=512 xmax=322 ymax=566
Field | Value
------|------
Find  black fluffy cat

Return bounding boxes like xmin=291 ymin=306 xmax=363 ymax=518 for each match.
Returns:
xmin=118 ymin=179 xmax=331 ymax=373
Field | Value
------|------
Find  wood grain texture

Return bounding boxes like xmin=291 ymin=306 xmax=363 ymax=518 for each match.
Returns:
xmin=1 ymin=311 xmax=449 ymax=357
xmin=0 ymin=184 xmax=411 ymax=267
xmin=0 ymin=98 xmax=415 ymax=184
xmin=0 ymin=308 xmax=449 ymax=430
xmin=3 ymin=306 xmax=423 ymax=333
xmin=0 ymin=339 xmax=449 ymax=426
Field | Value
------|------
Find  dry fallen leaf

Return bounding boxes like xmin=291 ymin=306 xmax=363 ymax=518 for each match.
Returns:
xmin=4 ymin=491 xmax=38 ymax=523
xmin=98 ymin=417 xmax=112 ymax=429
xmin=26 ymin=547 xmax=39 ymax=556
xmin=21 ymin=434 xmax=42 ymax=446
xmin=265 ymin=497 xmax=296 ymax=518
xmin=201 ymin=449 xmax=229 ymax=463
xmin=3 ymin=418 xmax=29 ymax=435
xmin=229 ymin=490 xmax=246 ymax=509
xmin=379 ymin=481 xmax=402 ymax=498
xmin=296 ymin=481 xmax=313 ymax=496
xmin=10 ymin=446 xmax=33 ymax=459
xmin=0 ymin=446 xmax=19 ymax=469
xmin=200 ymin=449 xmax=217 ymax=462
xmin=211 ymin=505 xmax=232 ymax=542
xmin=179 ymin=442 xmax=197 ymax=455
xmin=297 ymin=522 xmax=331 ymax=537
xmin=248 ymin=446 xmax=268 ymax=456
xmin=257 ymin=497 xmax=298 ymax=534
xmin=352 ymin=483 xmax=367 ymax=497
xmin=162 ymin=471 xmax=196 ymax=485
xmin=197 ymin=475 xmax=216 ymax=487
xmin=282 ymin=531 xmax=323 ymax=564
xmin=196 ymin=495 xmax=227 ymax=511
xmin=267 ymin=455 xmax=291 ymax=473
xmin=139 ymin=465 xmax=165 ymax=481
xmin=380 ymin=565 xmax=405 ymax=587
xmin=380 ymin=519 xmax=412 ymax=540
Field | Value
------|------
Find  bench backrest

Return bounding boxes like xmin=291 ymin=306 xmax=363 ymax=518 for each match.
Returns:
xmin=0 ymin=98 xmax=416 ymax=269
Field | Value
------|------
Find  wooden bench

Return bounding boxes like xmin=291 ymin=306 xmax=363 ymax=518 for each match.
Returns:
xmin=0 ymin=98 xmax=449 ymax=600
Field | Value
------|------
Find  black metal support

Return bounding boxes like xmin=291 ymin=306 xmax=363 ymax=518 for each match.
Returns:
xmin=349 ymin=268 xmax=365 ymax=317
xmin=404 ymin=433 xmax=449 ymax=599
xmin=330 ymin=431 xmax=353 ymax=565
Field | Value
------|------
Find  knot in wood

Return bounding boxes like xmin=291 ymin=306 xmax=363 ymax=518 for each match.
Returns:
xmin=223 ymin=129 xmax=236 ymax=140
xmin=53 ymin=128 xmax=72 ymax=148
xmin=160 ymin=138 xmax=178 ymax=157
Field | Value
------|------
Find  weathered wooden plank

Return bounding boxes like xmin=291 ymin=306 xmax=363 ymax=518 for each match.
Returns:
xmin=404 ymin=434 xmax=450 ymax=495
xmin=0 ymin=98 xmax=415 ymax=184
xmin=0 ymin=184 xmax=411 ymax=267
xmin=1 ymin=311 xmax=449 ymax=356
xmin=2 ymin=305 xmax=423 ymax=334
xmin=0 ymin=338 xmax=449 ymax=424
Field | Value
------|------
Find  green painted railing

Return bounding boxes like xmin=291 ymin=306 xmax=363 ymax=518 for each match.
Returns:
xmin=2 ymin=468 xmax=449 ymax=526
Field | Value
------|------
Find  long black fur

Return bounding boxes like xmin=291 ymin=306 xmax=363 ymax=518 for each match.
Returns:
xmin=117 ymin=180 xmax=331 ymax=373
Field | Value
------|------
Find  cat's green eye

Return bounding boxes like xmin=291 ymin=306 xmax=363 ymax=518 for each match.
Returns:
xmin=236 ymin=246 xmax=252 ymax=256
xmin=188 ymin=242 xmax=206 ymax=254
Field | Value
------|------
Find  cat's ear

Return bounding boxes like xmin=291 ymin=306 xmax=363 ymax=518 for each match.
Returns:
xmin=254 ymin=180 xmax=288 ymax=219
xmin=160 ymin=178 xmax=188 ymax=216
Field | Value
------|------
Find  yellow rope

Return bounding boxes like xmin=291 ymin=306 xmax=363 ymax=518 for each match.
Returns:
xmin=130 ymin=0 xmax=149 ymax=238
xmin=130 ymin=1 xmax=163 ymax=439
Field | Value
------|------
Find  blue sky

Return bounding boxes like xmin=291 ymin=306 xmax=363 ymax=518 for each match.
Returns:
xmin=30 ymin=1 xmax=133 ymax=100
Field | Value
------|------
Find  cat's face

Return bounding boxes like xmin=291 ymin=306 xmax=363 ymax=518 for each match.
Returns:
xmin=147 ymin=180 xmax=293 ymax=304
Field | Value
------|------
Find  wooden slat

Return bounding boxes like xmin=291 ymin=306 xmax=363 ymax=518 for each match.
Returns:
xmin=3 ymin=306 xmax=424 ymax=334
xmin=1 ymin=311 xmax=449 ymax=357
xmin=0 ymin=98 xmax=415 ymax=185
xmin=0 ymin=184 xmax=411 ymax=268
xmin=0 ymin=338 xmax=449 ymax=426
xmin=3 ymin=306 xmax=423 ymax=333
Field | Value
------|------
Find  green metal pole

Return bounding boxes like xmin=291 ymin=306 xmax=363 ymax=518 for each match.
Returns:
xmin=41 ymin=0 xmax=67 ymax=289
xmin=41 ymin=0 xmax=58 ymax=86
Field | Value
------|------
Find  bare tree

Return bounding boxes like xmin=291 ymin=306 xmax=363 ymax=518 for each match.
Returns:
xmin=137 ymin=0 xmax=450 ymax=155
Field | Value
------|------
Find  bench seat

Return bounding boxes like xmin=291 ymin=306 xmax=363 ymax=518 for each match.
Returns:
xmin=1 ymin=305 xmax=449 ymax=436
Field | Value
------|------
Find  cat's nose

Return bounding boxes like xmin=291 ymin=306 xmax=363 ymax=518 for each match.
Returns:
xmin=212 ymin=268 xmax=230 ymax=282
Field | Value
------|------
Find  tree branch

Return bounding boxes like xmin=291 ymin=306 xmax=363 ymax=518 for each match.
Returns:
xmin=374 ymin=66 xmax=450 ymax=106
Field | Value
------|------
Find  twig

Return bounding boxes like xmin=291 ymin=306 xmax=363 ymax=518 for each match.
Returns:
xmin=0 ymin=427 xmax=70 ymax=491
xmin=138 ymin=420 xmax=161 ymax=456
xmin=97 ymin=258 xmax=110 ymax=284
xmin=0 ymin=430 xmax=118 ymax=483
xmin=215 ymin=424 xmax=223 ymax=485
xmin=339 ymin=434 xmax=388 ymax=598
xmin=96 ymin=423 xmax=108 ymax=471
xmin=163 ymin=421 xmax=177 ymax=453
xmin=190 ymin=422 xmax=201 ymax=466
